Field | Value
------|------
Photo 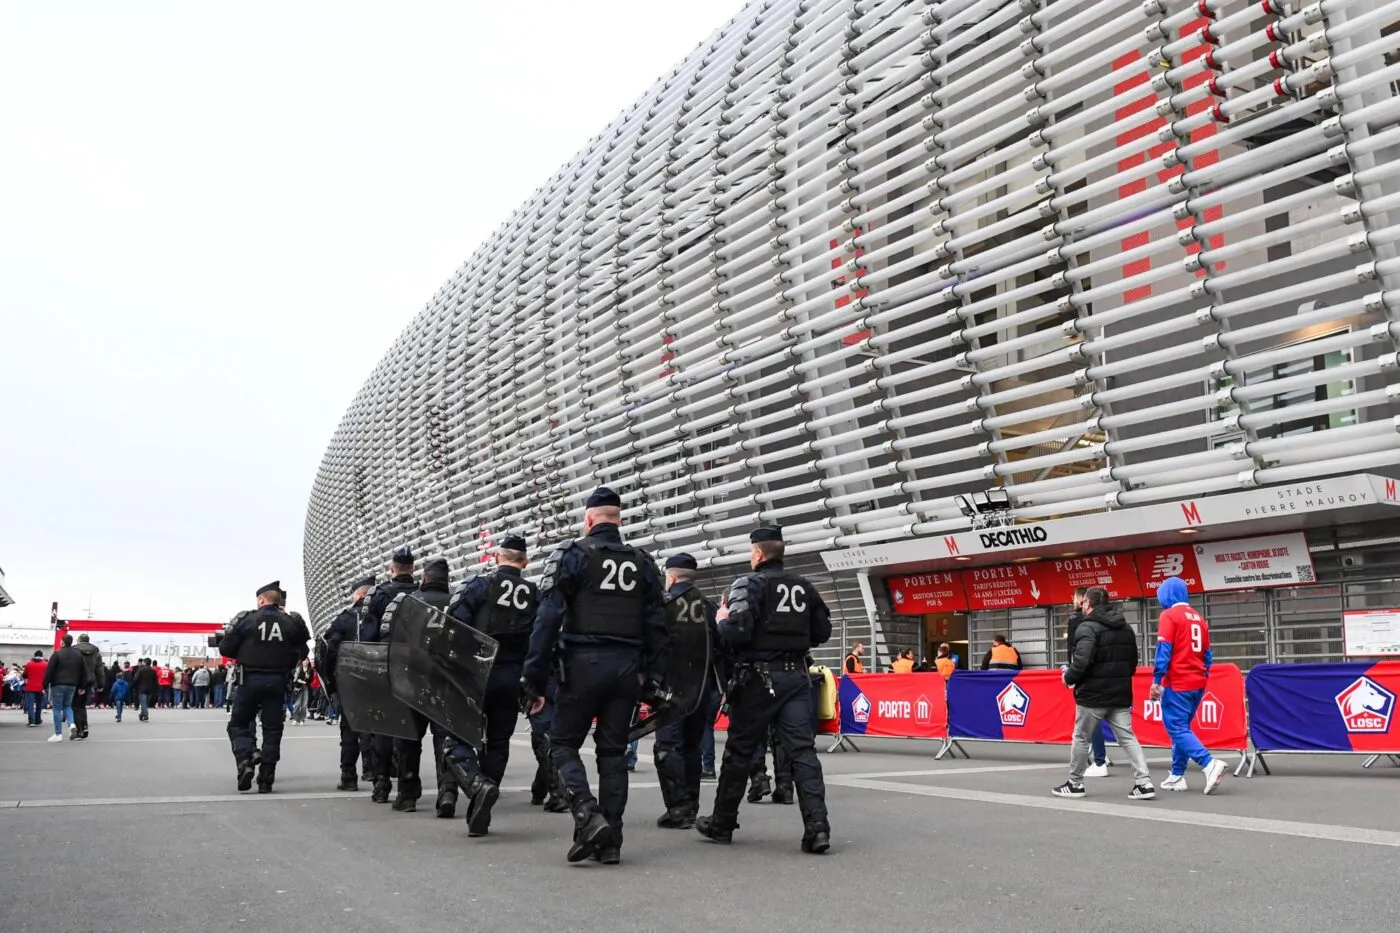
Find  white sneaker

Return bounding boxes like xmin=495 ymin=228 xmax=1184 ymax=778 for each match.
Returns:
xmin=68 ymin=724 xmax=77 ymax=740
xmin=47 ymin=733 xmax=64 ymax=743
xmin=1203 ymin=759 xmax=1227 ymax=795
xmin=1160 ymin=774 xmax=1189 ymax=792
xmin=1083 ymin=763 xmax=1109 ymax=778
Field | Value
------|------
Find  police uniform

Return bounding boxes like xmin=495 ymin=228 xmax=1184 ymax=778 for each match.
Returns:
xmin=440 ymin=534 xmax=538 ymax=836
xmin=359 ymin=546 xmax=420 ymax=803
xmin=654 ymin=553 xmax=720 ymax=830
xmin=320 ymin=574 xmax=375 ymax=791
xmin=527 ymin=676 xmax=567 ymax=812
xmin=220 ymin=581 xmax=311 ymax=793
xmin=381 ymin=557 xmax=456 ymax=814
xmin=697 ymin=526 xmax=833 ymax=854
xmin=522 ymin=487 xmax=669 ymax=864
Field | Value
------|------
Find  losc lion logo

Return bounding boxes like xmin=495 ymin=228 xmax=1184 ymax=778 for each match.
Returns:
xmin=853 ymin=692 xmax=871 ymax=724
xmin=996 ymin=682 xmax=1030 ymax=727
xmin=1335 ymin=677 xmax=1395 ymax=734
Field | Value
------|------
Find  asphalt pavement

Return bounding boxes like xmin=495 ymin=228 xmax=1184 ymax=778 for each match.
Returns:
xmin=2 ymin=710 xmax=1398 ymax=933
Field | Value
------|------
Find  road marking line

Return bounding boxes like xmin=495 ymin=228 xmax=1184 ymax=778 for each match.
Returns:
xmin=826 ymin=777 xmax=1400 ymax=848
xmin=829 ymin=758 xmax=1169 ymax=780
xmin=2 ymin=781 xmax=666 ymax=810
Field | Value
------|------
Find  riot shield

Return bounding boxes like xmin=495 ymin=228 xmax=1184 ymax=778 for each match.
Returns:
xmin=337 ymin=642 xmax=419 ymax=741
xmin=386 ymin=594 xmax=498 ymax=749
xmin=628 ymin=594 xmax=712 ymax=742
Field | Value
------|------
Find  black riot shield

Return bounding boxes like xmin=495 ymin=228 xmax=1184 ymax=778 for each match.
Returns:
xmin=628 ymin=592 xmax=713 ymax=742
xmin=386 ymin=594 xmax=498 ymax=749
xmin=337 ymin=642 xmax=420 ymax=741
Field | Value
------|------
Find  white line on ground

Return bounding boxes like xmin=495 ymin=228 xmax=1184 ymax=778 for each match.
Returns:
xmin=0 ymin=781 xmax=666 ymax=810
xmin=826 ymin=776 xmax=1400 ymax=848
xmin=829 ymin=757 xmax=1170 ymax=780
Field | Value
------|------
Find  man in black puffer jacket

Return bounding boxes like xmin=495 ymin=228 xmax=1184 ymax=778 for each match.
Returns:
xmin=1053 ymin=587 xmax=1154 ymax=801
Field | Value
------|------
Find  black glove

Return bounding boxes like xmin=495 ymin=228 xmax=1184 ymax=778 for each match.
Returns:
xmin=519 ymin=677 xmax=543 ymax=715
xmin=640 ymin=679 xmax=673 ymax=711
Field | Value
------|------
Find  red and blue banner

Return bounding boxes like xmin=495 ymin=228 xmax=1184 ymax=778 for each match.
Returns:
xmin=1129 ymin=665 xmax=1247 ymax=752
xmin=1246 ymin=660 xmax=1400 ymax=753
xmin=946 ymin=670 xmax=1078 ymax=743
xmin=838 ymin=673 xmax=948 ymax=739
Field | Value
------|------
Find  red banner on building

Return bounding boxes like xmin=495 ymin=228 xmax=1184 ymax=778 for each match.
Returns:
xmin=1034 ymin=553 xmax=1144 ymax=603
xmin=961 ymin=564 xmax=1043 ymax=610
xmin=888 ymin=572 xmax=968 ymax=615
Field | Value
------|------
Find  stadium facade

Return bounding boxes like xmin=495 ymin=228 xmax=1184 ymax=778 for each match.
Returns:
xmin=305 ymin=0 xmax=1400 ymax=672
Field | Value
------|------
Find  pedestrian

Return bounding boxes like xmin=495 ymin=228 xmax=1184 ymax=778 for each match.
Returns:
xmin=133 ymin=658 xmax=158 ymax=722
xmin=697 ymin=524 xmax=834 ymax=855
xmin=890 ymin=649 xmax=915 ymax=674
xmin=981 ymin=634 xmax=1022 ymax=670
xmin=934 ymin=643 xmax=956 ymax=680
xmin=1053 ymin=587 xmax=1155 ymax=801
xmin=521 ymin=486 xmax=669 ymax=865
xmin=71 ymin=634 xmax=106 ymax=740
xmin=698 ymin=691 xmax=718 ymax=781
xmin=1152 ymin=576 xmax=1227 ymax=795
xmin=180 ymin=667 xmax=193 ymax=709
xmin=110 ymin=672 xmax=131 ymax=722
xmin=1068 ymin=588 xmax=1111 ymax=777
xmin=44 ymin=634 xmax=87 ymax=743
xmin=220 ymin=580 xmax=311 ymax=792
xmin=441 ymin=536 xmax=538 ymax=834
xmin=192 ymin=664 xmax=211 ymax=709
xmin=23 ymin=651 xmax=48 ymax=727
xmin=157 ymin=664 xmax=174 ymax=708
xmin=211 ymin=663 xmax=227 ymax=709
xmin=290 ymin=660 xmax=310 ymax=726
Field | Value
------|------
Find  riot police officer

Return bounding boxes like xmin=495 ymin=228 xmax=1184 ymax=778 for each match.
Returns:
xmin=220 ymin=581 xmax=311 ymax=793
xmin=380 ymin=556 xmax=456 ymax=814
xmin=697 ymin=525 xmax=833 ymax=854
xmin=527 ymin=678 xmax=568 ymax=812
xmin=320 ymin=574 xmax=375 ymax=791
xmin=654 ymin=553 xmax=719 ymax=830
xmin=440 ymin=534 xmax=537 ymax=837
xmin=522 ymin=486 xmax=669 ymax=865
xmin=359 ymin=546 xmax=419 ymax=803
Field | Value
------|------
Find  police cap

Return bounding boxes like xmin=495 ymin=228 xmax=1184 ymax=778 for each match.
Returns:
xmin=499 ymin=534 xmax=528 ymax=553
xmin=349 ymin=575 xmax=375 ymax=594
xmin=586 ymin=486 xmax=622 ymax=509
xmin=665 ymin=553 xmax=698 ymax=571
xmin=749 ymin=525 xmax=783 ymax=544
xmin=256 ymin=580 xmax=281 ymax=598
xmin=391 ymin=545 xmax=414 ymax=565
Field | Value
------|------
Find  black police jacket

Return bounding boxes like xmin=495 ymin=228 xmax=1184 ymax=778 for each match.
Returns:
xmin=523 ymin=523 xmax=668 ymax=689
xmin=220 ymin=605 xmax=311 ymax=674
xmin=719 ymin=559 xmax=832 ymax=660
xmin=666 ymin=581 xmax=722 ymax=683
xmin=450 ymin=566 xmax=537 ymax=664
xmin=360 ymin=574 xmax=418 ymax=641
xmin=320 ymin=602 xmax=361 ymax=693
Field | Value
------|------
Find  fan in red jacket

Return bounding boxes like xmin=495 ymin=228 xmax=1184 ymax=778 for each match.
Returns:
xmin=23 ymin=651 xmax=49 ymax=727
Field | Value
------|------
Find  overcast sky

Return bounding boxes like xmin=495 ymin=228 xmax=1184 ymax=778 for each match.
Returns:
xmin=0 ymin=1 xmax=744 ymax=629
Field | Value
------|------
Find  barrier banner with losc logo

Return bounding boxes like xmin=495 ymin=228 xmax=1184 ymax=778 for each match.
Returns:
xmin=947 ymin=669 xmax=1077 ymax=743
xmin=1129 ymin=664 xmax=1247 ymax=752
xmin=838 ymin=673 xmax=948 ymax=739
xmin=1246 ymin=661 xmax=1400 ymax=753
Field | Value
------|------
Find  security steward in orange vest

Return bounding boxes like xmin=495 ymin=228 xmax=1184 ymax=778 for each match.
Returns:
xmin=934 ymin=643 xmax=956 ymax=680
xmin=981 ymin=635 xmax=1023 ymax=671
xmin=843 ymin=643 xmax=865 ymax=675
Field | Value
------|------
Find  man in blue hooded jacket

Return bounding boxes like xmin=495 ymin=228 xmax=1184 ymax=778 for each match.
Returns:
xmin=1150 ymin=576 xmax=1226 ymax=795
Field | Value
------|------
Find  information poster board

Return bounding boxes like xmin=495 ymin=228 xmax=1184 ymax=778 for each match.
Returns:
xmin=1343 ymin=609 xmax=1400 ymax=658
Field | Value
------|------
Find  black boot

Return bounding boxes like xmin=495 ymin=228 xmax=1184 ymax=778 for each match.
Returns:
xmin=542 ymin=794 xmax=569 ymax=813
xmin=236 ymin=758 xmax=256 ymax=793
xmin=336 ymin=769 xmax=359 ymax=792
xmin=801 ymin=823 xmax=831 ymax=854
xmin=566 ymin=802 xmax=612 ymax=862
xmin=772 ymin=783 xmax=795 ymax=805
xmin=747 ymin=772 xmax=772 ymax=804
xmin=695 ymin=815 xmax=737 ymax=844
xmin=256 ymin=763 xmax=275 ymax=794
xmin=371 ymin=777 xmax=391 ymax=804
xmin=392 ymin=792 xmax=418 ymax=813
xmin=657 ymin=807 xmax=695 ymax=829
xmin=436 ymin=787 xmax=458 ymax=819
xmin=464 ymin=775 xmax=499 ymax=837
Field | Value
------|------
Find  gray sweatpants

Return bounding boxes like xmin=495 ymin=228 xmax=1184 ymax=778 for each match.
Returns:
xmin=1069 ymin=706 xmax=1151 ymax=784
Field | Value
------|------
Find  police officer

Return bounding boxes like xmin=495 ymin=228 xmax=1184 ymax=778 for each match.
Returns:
xmin=697 ymin=525 xmax=833 ymax=854
xmin=654 ymin=553 xmax=719 ymax=830
xmin=527 ymin=678 xmax=568 ymax=812
xmin=320 ymin=574 xmax=375 ymax=791
xmin=522 ymin=486 xmax=669 ymax=865
xmin=359 ymin=546 xmax=419 ymax=803
xmin=220 ymin=581 xmax=311 ymax=793
xmin=747 ymin=730 xmax=794 ymax=805
xmin=380 ymin=556 xmax=456 ymax=815
xmin=440 ymin=534 xmax=537 ymax=837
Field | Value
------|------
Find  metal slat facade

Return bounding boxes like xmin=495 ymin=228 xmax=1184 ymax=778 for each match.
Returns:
xmin=305 ymin=0 xmax=1400 ymax=634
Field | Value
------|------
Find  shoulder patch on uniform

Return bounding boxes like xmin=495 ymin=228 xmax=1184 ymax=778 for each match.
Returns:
xmin=539 ymin=541 xmax=573 ymax=594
